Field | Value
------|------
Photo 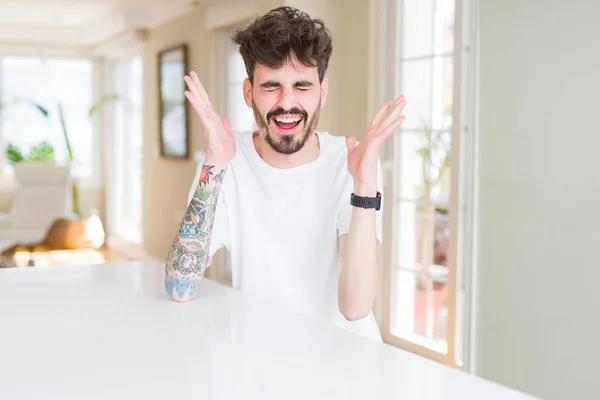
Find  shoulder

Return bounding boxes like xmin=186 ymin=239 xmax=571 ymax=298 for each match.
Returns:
xmin=232 ymin=130 xmax=254 ymax=149
xmin=318 ymin=131 xmax=348 ymax=159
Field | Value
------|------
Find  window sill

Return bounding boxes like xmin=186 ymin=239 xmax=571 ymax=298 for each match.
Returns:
xmin=1 ymin=166 xmax=99 ymax=190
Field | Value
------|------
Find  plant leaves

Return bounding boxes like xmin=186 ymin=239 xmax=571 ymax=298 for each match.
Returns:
xmin=57 ymin=102 xmax=73 ymax=162
xmin=21 ymin=98 xmax=49 ymax=118
xmin=5 ymin=142 xmax=24 ymax=163
xmin=26 ymin=141 xmax=55 ymax=162
xmin=88 ymin=94 xmax=124 ymax=117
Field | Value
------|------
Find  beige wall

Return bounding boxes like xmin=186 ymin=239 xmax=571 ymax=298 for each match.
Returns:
xmin=338 ymin=0 xmax=376 ymax=139
xmin=142 ymin=7 xmax=218 ymax=259
xmin=142 ymin=1 xmax=375 ymax=259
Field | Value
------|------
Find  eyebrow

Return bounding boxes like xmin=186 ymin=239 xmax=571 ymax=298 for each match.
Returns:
xmin=259 ymin=80 xmax=314 ymax=89
xmin=293 ymin=80 xmax=314 ymax=88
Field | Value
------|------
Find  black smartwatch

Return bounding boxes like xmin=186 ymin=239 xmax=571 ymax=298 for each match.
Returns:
xmin=350 ymin=192 xmax=382 ymax=211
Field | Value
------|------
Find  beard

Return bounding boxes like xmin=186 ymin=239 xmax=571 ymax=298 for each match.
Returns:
xmin=252 ymin=98 xmax=321 ymax=155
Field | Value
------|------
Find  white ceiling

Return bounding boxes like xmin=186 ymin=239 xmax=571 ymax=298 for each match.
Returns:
xmin=0 ymin=0 xmax=209 ymax=47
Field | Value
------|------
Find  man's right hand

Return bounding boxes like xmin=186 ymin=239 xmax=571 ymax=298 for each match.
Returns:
xmin=184 ymin=71 xmax=236 ymax=164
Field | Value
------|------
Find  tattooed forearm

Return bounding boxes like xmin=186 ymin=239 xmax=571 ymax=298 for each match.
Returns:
xmin=165 ymin=163 xmax=226 ymax=301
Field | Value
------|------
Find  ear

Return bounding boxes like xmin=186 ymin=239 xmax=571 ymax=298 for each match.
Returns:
xmin=320 ymin=76 xmax=329 ymax=108
xmin=243 ymin=78 xmax=253 ymax=108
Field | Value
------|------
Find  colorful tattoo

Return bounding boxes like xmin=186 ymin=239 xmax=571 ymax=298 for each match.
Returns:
xmin=165 ymin=276 xmax=201 ymax=300
xmin=199 ymin=165 xmax=214 ymax=187
xmin=213 ymin=169 xmax=226 ymax=184
xmin=170 ymin=244 xmax=208 ymax=275
xmin=180 ymin=197 xmax=209 ymax=239
xmin=165 ymin=166 xmax=227 ymax=300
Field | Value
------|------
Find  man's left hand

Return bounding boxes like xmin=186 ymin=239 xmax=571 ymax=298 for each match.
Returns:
xmin=346 ymin=95 xmax=407 ymax=196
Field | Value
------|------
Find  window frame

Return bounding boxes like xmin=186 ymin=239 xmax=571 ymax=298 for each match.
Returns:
xmin=377 ymin=0 xmax=477 ymax=369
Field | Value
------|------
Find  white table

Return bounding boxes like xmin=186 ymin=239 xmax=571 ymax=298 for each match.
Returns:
xmin=0 ymin=261 xmax=534 ymax=399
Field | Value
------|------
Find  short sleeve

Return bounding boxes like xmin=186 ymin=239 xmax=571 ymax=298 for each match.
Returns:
xmin=336 ymin=157 xmax=384 ymax=247
xmin=187 ymin=163 xmax=230 ymax=266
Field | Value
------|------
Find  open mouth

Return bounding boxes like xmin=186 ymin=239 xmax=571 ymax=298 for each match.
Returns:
xmin=272 ymin=115 xmax=303 ymax=134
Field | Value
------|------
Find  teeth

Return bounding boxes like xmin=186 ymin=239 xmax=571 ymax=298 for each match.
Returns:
xmin=275 ymin=116 xmax=301 ymax=123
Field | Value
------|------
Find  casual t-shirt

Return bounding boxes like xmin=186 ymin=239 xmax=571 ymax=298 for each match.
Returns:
xmin=187 ymin=131 xmax=384 ymax=341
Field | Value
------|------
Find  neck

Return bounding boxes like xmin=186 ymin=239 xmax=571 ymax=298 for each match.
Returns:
xmin=253 ymin=130 xmax=320 ymax=169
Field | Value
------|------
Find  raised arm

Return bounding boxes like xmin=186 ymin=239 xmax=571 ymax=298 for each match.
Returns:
xmin=338 ymin=95 xmax=406 ymax=319
xmin=164 ymin=71 xmax=235 ymax=302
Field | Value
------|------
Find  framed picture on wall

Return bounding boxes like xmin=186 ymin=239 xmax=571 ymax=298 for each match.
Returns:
xmin=158 ymin=44 xmax=189 ymax=159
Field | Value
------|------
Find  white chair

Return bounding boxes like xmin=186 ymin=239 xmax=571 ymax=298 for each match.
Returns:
xmin=0 ymin=164 xmax=72 ymax=245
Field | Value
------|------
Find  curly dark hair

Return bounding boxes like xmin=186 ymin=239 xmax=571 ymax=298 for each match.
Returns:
xmin=232 ymin=6 xmax=333 ymax=84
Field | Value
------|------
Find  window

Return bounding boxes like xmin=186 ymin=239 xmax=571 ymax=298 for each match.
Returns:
xmin=106 ymin=58 xmax=143 ymax=244
xmin=380 ymin=0 xmax=475 ymax=368
xmin=0 ymin=57 xmax=94 ymax=178
xmin=220 ymin=27 xmax=256 ymax=134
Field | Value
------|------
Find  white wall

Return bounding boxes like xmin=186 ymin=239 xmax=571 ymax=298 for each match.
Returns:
xmin=474 ymin=1 xmax=600 ymax=399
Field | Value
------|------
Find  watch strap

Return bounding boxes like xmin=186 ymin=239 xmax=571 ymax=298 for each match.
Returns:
xmin=350 ymin=192 xmax=382 ymax=211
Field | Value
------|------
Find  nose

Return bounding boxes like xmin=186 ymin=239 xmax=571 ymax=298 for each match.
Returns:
xmin=277 ymin=85 xmax=297 ymax=112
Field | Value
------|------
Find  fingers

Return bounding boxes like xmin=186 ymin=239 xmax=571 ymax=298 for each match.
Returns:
xmin=184 ymin=71 xmax=221 ymax=127
xmin=184 ymin=90 xmax=208 ymax=121
xmin=371 ymin=115 xmax=406 ymax=148
xmin=183 ymin=76 xmax=203 ymax=106
xmin=365 ymin=95 xmax=406 ymax=142
xmin=345 ymin=135 xmax=357 ymax=154
xmin=183 ymin=72 xmax=212 ymax=113
xmin=369 ymin=100 xmax=392 ymax=128
xmin=190 ymin=71 xmax=211 ymax=105
xmin=378 ymin=96 xmax=407 ymax=134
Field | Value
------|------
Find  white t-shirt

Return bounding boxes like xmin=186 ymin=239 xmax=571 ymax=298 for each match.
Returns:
xmin=187 ymin=131 xmax=384 ymax=341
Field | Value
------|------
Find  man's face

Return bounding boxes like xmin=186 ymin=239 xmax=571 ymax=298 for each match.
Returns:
xmin=243 ymin=55 xmax=328 ymax=155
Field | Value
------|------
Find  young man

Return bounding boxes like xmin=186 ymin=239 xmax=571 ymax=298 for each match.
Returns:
xmin=165 ymin=7 xmax=406 ymax=341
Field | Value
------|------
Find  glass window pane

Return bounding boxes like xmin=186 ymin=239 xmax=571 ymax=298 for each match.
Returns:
xmin=431 ymin=55 xmax=454 ymax=130
xmin=397 ymin=130 xmax=451 ymax=200
xmin=227 ymin=85 xmax=254 ymax=133
xmin=390 ymin=269 xmax=449 ymax=354
xmin=400 ymin=56 xmax=453 ymax=131
xmin=396 ymin=200 xmax=419 ymax=268
xmin=47 ymin=59 xmax=93 ymax=177
xmin=402 ymin=0 xmax=435 ymax=59
xmin=402 ymin=0 xmax=454 ymax=58
xmin=225 ymin=37 xmax=256 ymax=134
xmin=396 ymin=200 xmax=449 ymax=271
xmin=437 ymin=0 xmax=455 ymax=54
xmin=1 ymin=57 xmax=93 ymax=177
xmin=227 ymin=48 xmax=249 ymax=82
xmin=1 ymin=57 xmax=56 ymax=161
xmin=397 ymin=132 xmax=425 ymax=201
xmin=400 ymin=59 xmax=431 ymax=130
xmin=111 ymin=58 xmax=143 ymax=244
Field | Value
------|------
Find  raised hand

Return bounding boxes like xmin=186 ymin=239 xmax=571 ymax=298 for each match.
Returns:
xmin=184 ymin=71 xmax=235 ymax=164
xmin=346 ymin=95 xmax=407 ymax=195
